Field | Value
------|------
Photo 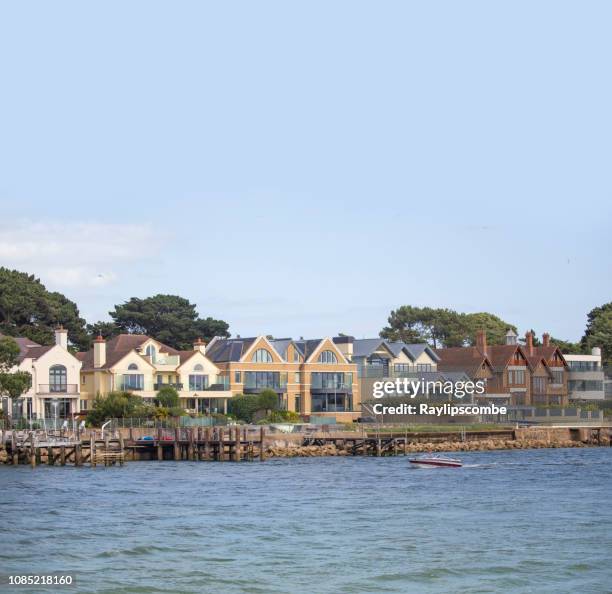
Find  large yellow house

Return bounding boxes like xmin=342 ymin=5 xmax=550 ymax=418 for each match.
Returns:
xmin=77 ymin=334 xmax=232 ymax=413
xmin=206 ymin=335 xmax=361 ymax=422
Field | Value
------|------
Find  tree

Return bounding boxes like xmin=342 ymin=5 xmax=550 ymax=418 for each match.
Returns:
xmin=106 ymin=294 xmax=230 ymax=350
xmin=463 ymin=312 xmax=517 ymax=347
xmin=581 ymin=302 xmax=612 ymax=366
xmin=86 ymin=321 xmax=120 ymax=340
xmin=228 ymin=395 xmax=261 ymax=422
xmin=0 ymin=336 xmax=31 ymax=403
xmin=380 ymin=306 xmax=515 ymax=348
xmin=549 ymin=337 xmax=583 ymax=354
xmin=154 ymin=386 xmax=180 ymax=408
xmin=228 ymin=391 xmax=280 ymax=423
xmin=0 ymin=267 xmax=90 ymax=350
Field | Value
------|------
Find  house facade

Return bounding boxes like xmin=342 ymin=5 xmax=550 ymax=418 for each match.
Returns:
xmin=77 ymin=334 xmax=232 ymax=413
xmin=1 ymin=327 xmax=82 ymax=419
xmin=205 ymin=335 xmax=360 ymax=422
xmin=522 ymin=332 xmax=569 ymax=405
xmin=565 ymin=347 xmax=605 ymax=401
xmin=436 ymin=330 xmax=532 ymax=406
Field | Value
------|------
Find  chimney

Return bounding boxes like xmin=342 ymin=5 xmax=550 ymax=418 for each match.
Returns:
xmin=526 ymin=331 xmax=533 ymax=355
xmin=542 ymin=333 xmax=550 ymax=347
xmin=93 ymin=335 xmax=106 ymax=368
xmin=333 ymin=336 xmax=354 ymax=360
xmin=475 ymin=329 xmax=487 ymax=355
xmin=193 ymin=337 xmax=207 ymax=354
xmin=54 ymin=325 xmax=68 ymax=350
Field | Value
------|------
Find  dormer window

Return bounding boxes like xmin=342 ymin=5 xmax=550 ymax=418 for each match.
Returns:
xmin=252 ymin=349 xmax=273 ymax=363
xmin=318 ymin=350 xmax=338 ymax=364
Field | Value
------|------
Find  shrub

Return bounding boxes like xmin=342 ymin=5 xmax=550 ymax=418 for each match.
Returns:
xmin=86 ymin=391 xmax=144 ymax=426
xmin=155 ymin=386 xmax=180 ymax=408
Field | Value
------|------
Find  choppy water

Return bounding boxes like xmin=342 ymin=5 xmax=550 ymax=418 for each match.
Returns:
xmin=1 ymin=448 xmax=611 ymax=594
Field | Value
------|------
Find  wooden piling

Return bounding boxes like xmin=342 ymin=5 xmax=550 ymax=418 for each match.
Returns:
xmin=60 ymin=446 xmax=66 ymax=466
xmin=75 ymin=443 xmax=82 ymax=466
xmin=174 ymin=428 xmax=181 ymax=461
xmin=259 ymin=427 xmax=266 ymax=461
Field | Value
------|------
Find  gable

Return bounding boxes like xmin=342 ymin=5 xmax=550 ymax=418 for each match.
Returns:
xmin=240 ymin=336 xmax=285 ymax=364
xmin=307 ymin=338 xmax=348 ymax=364
xmin=177 ymin=351 xmax=219 ymax=374
xmin=109 ymin=350 xmax=156 ymax=373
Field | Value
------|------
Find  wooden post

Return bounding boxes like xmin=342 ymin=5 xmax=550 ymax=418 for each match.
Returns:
xmin=60 ymin=446 xmax=66 ymax=466
xmin=376 ymin=439 xmax=381 ymax=457
xmin=47 ymin=446 xmax=54 ymax=465
xmin=218 ymin=427 xmax=224 ymax=461
xmin=204 ymin=428 xmax=210 ymax=461
xmin=119 ymin=433 xmax=125 ymax=466
xmin=75 ymin=443 xmax=82 ymax=466
xmin=91 ymin=437 xmax=97 ymax=467
xmin=174 ymin=428 xmax=181 ymax=461
xmin=30 ymin=433 xmax=36 ymax=468
xmin=188 ymin=428 xmax=195 ymax=461
xmin=104 ymin=435 xmax=110 ymax=466
xmin=259 ymin=426 xmax=266 ymax=461
xmin=11 ymin=431 xmax=19 ymax=465
xmin=235 ymin=426 xmax=242 ymax=461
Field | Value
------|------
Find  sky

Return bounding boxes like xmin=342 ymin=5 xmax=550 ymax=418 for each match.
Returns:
xmin=0 ymin=1 xmax=610 ymax=342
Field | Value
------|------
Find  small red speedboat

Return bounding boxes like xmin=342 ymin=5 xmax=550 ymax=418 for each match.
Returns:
xmin=409 ymin=455 xmax=462 ymax=468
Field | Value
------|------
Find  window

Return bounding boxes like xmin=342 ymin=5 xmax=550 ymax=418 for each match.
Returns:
xmin=394 ymin=364 xmax=412 ymax=373
xmin=80 ymin=399 xmax=88 ymax=410
xmin=189 ymin=374 xmax=209 ymax=391
xmin=508 ymin=370 xmax=525 ymax=385
xmin=293 ymin=350 xmax=301 ymax=363
xmin=145 ymin=345 xmax=156 ymax=362
xmin=551 ymin=370 xmax=564 ymax=385
xmin=128 ymin=363 xmax=139 ymax=371
xmin=49 ymin=365 xmax=67 ymax=392
xmin=318 ymin=350 xmax=338 ymax=364
xmin=294 ymin=394 xmax=302 ymax=413
xmin=252 ymin=349 xmax=273 ymax=363
xmin=235 ymin=371 xmax=242 ymax=383
xmin=121 ymin=374 xmax=144 ymax=390
xmin=81 ymin=375 xmax=85 ymax=385
xmin=533 ymin=377 xmax=546 ymax=394
xmin=417 ymin=364 xmax=432 ymax=372
xmin=311 ymin=372 xmax=349 ymax=390
xmin=193 ymin=363 xmax=204 ymax=372
xmin=295 ymin=372 xmax=301 ymax=383
xmin=311 ymin=393 xmax=351 ymax=412
xmin=244 ymin=371 xmax=284 ymax=390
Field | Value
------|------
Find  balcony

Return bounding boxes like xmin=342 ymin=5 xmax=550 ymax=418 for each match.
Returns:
xmin=153 ymin=382 xmax=183 ymax=391
xmin=37 ymin=384 xmax=79 ymax=395
xmin=311 ymin=373 xmax=352 ymax=394
xmin=244 ymin=372 xmax=287 ymax=394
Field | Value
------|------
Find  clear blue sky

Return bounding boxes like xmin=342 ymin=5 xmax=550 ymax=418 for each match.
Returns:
xmin=1 ymin=1 xmax=610 ymax=342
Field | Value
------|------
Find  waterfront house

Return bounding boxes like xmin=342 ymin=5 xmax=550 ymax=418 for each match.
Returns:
xmin=565 ymin=347 xmax=605 ymax=401
xmin=205 ymin=335 xmax=360 ymax=422
xmin=77 ymin=334 xmax=232 ymax=414
xmin=333 ymin=337 xmax=459 ymax=402
xmin=1 ymin=327 xmax=82 ymax=419
xmin=435 ymin=329 xmax=532 ymax=406
xmin=522 ymin=332 xmax=569 ymax=405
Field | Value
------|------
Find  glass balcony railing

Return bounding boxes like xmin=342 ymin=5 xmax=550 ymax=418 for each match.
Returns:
xmin=311 ymin=373 xmax=352 ymax=392
xmin=244 ymin=372 xmax=287 ymax=392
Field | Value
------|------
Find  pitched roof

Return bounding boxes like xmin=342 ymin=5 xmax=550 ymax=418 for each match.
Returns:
xmin=434 ymin=346 xmax=492 ymax=376
xmin=0 ymin=332 xmax=53 ymax=363
xmin=522 ymin=345 xmax=568 ymax=370
xmin=206 ymin=337 xmax=257 ymax=362
xmin=351 ymin=338 xmax=441 ymax=363
xmin=78 ymin=334 xmax=175 ymax=371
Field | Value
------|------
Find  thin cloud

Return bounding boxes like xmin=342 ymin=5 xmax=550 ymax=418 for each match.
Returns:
xmin=0 ymin=220 xmax=159 ymax=289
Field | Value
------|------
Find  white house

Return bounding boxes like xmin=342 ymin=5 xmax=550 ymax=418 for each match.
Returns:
xmin=1 ymin=327 xmax=82 ymax=419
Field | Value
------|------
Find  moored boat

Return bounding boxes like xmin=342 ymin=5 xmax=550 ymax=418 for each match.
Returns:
xmin=409 ymin=455 xmax=462 ymax=468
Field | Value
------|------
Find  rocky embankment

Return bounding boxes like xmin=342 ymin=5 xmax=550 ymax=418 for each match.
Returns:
xmin=265 ymin=436 xmax=609 ymax=458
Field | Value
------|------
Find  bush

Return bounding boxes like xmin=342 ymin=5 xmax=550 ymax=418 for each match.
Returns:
xmin=259 ymin=410 xmax=301 ymax=424
xmin=228 ymin=390 xmax=281 ymax=423
xmin=155 ymin=386 xmax=180 ymax=408
xmin=86 ymin=391 xmax=145 ymax=426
